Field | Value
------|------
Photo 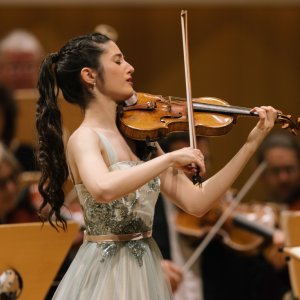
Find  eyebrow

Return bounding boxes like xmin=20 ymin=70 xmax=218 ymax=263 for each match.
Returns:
xmin=112 ymin=53 xmax=124 ymax=59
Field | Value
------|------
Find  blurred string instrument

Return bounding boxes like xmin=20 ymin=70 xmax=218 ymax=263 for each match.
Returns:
xmin=181 ymin=161 xmax=271 ymax=271
xmin=175 ymin=192 xmax=277 ymax=254
xmin=176 ymin=182 xmax=300 ymax=258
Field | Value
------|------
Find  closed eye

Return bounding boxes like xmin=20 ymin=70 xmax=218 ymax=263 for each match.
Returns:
xmin=113 ymin=52 xmax=124 ymax=65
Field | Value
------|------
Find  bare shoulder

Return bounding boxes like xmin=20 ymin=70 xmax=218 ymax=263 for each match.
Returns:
xmin=67 ymin=126 xmax=102 ymax=156
xmin=66 ymin=127 xmax=108 ymax=183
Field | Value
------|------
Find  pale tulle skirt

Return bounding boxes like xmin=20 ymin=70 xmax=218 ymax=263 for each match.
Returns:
xmin=52 ymin=238 xmax=172 ymax=300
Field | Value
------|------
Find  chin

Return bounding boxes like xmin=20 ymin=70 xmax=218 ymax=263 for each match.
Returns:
xmin=117 ymin=91 xmax=135 ymax=103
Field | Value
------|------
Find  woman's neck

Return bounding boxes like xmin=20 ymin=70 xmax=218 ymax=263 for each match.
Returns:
xmin=82 ymin=96 xmax=119 ymax=131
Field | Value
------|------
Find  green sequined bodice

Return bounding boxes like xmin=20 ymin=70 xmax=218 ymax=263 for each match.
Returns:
xmin=75 ymin=161 xmax=160 ymax=266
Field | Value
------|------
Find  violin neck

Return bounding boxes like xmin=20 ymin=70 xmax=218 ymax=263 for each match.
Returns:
xmin=193 ymin=102 xmax=257 ymax=117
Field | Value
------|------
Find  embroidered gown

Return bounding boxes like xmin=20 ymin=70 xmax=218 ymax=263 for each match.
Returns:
xmin=52 ymin=134 xmax=172 ymax=300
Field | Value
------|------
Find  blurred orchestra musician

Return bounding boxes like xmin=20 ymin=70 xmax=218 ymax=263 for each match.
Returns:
xmin=256 ymin=131 xmax=300 ymax=211
xmin=0 ymin=29 xmax=44 ymax=91
xmin=201 ymin=131 xmax=300 ymax=300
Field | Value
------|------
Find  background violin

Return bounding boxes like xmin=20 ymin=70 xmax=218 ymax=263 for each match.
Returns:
xmin=175 ymin=196 xmax=278 ymax=254
xmin=119 ymin=92 xmax=299 ymax=141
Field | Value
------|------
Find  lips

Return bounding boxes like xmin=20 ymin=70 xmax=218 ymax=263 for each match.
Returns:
xmin=127 ymin=78 xmax=133 ymax=85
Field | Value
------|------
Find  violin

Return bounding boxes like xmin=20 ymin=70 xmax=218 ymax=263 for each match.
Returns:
xmin=175 ymin=197 xmax=277 ymax=254
xmin=118 ymin=92 xmax=299 ymax=141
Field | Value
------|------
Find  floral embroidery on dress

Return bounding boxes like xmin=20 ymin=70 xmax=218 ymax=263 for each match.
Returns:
xmin=75 ymin=161 xmax=160 ymax=266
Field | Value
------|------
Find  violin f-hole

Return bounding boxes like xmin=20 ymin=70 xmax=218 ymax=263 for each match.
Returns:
xmin=160 ymin=112 xmax=183 ymax=123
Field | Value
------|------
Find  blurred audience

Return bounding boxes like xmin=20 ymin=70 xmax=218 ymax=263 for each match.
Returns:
xmin=0 ymin=29 xmax=83 ymax=299
xmin=94 ymin=24 xmax=119 ymax=42
xmin=0 ymin=29 xmax=44 ymax=91
xmin=0 ymin=84 xmax=36 ymax=171
xmin=0 ymin=140 xmax=82 ymax=299
xmin=0 ymin=142 xmax=21 ymax=224
xmin=0 ymin=29 xmax=45 ymax=170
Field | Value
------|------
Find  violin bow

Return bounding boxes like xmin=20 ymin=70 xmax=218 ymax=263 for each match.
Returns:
xmin=181 ymin=10 xmax=202 ymax=185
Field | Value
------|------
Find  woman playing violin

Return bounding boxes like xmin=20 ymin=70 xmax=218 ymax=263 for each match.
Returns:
xmin=36 ymin=32 xmax=278 ymax=300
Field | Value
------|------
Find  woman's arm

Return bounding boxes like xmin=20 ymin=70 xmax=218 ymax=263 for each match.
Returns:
xmin=159 ymin=106 xmax=278 ymax=216
xmin=67 ymin=127 xmax=204 ymax=203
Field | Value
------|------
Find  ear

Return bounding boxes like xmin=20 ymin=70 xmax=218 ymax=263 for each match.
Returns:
xmin=81 ymin=67 xmax=96 ymax=86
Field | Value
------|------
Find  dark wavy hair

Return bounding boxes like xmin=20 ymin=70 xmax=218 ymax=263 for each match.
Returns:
xmin=36 ymin=32 xmax=110 ymax=230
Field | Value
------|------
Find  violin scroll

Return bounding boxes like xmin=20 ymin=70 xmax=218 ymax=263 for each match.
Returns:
xmin=276 ymin=114 xmax=299 ymax=136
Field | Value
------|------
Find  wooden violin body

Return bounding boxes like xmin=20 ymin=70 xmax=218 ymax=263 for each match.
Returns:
xmin=119 ymin=92 xmax=299 ymax=141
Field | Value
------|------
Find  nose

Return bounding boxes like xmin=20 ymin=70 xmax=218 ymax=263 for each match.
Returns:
xmin=127 ymin=62 xmax=134 ymax=74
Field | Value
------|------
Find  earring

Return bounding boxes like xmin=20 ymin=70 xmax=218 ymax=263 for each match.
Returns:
xmin=90 ymin=82 xmax=96 ymax=90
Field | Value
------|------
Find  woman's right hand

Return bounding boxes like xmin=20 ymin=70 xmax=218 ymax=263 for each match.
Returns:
xmin=167 ymin=147 xmax=206 ymax=177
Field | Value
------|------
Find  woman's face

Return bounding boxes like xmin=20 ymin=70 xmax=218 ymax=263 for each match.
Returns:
xmin=98 ymin=40 xmax=135 ymax=101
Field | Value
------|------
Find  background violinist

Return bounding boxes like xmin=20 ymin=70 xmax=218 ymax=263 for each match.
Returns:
xmin=201 ymin=131 xmax=300 ymax=300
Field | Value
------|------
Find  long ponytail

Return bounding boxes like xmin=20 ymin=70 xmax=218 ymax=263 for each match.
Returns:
xmin=36 ymin=33 xmax=111 ymax=230
xmin=36 ymin=53 xmax=68 ymax=230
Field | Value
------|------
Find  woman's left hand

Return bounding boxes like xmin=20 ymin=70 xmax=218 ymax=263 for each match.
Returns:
xmin=247 ymin=106 xmax=278 ymax=146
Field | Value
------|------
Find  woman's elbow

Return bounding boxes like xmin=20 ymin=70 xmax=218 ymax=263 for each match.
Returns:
xmin=183 ymin=197 xmax=215 ymax=217
xmin=186 ymin=206 xmax=207 ymax=218
xmin=92 ymin=183 xmax=117 ymax=203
